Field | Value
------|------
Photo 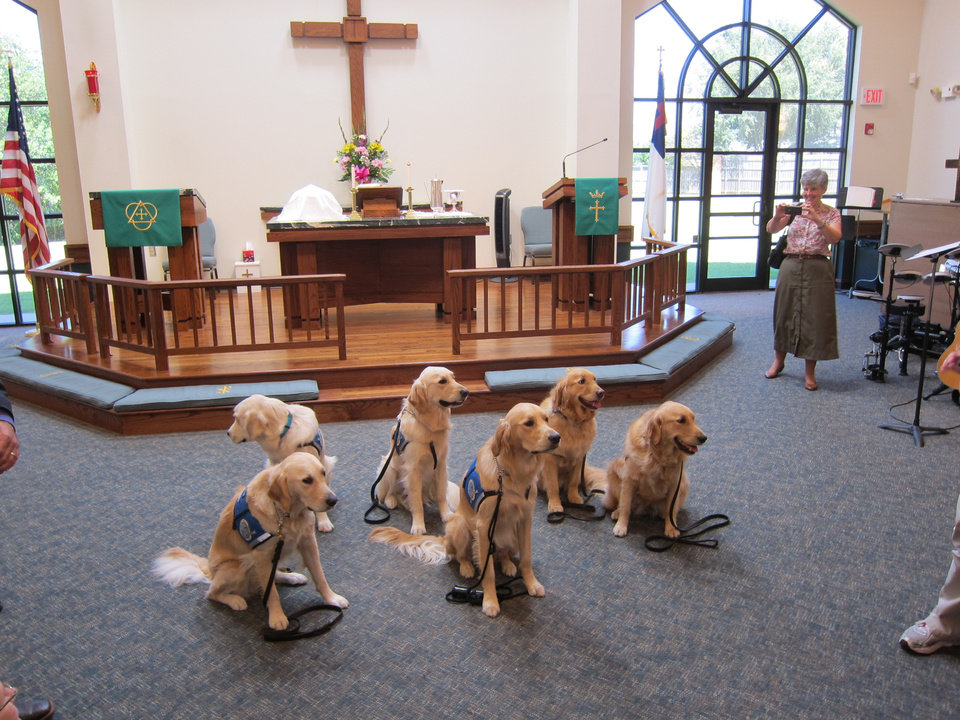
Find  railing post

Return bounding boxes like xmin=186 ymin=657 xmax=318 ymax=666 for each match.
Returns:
xmin=334 ymin=281 xmax=346 ymax=360
xmin=145 ymin=286 xmax=169 ymax=371
xmin=610 ymin=266 xmax=625 ymax=347
xmin=450 ymin=276 xmax=462 ymax=354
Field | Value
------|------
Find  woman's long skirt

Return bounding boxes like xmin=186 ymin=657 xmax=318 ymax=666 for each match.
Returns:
xmin=772 ymin=255 xmax=839 ymax=361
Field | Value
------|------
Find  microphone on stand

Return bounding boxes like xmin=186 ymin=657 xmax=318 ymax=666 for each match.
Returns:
xmin=562 ymin=137 xmax=608 ymax=178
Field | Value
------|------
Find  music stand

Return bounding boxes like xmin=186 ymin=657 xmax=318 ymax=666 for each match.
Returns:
xmin=879 ymin=240 xmax=960 ymax=446
xmin=838 ymin=186 xmax=883 ymax=295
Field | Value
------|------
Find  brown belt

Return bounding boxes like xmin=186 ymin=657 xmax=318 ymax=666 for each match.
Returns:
xmin=784 ymin=253 xmax=828 ymax=259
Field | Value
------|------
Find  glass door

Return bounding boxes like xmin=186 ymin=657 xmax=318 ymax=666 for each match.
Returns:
xmin=699 ymin=101 xmax=779 ymax=291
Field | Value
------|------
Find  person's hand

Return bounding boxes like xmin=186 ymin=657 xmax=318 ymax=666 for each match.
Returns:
xmin=0 ymin=421 xmax=18 ymax=474
xmin=942 ymin=349 xmax=960 ymax=375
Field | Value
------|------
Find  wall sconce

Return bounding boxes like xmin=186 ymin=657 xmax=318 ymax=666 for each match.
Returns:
xmin=84 ymin=62 xmax=100 ymax=112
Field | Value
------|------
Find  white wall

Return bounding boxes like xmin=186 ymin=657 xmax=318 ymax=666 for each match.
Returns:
xmin=25 ymin=0 xmax=956 ymax=280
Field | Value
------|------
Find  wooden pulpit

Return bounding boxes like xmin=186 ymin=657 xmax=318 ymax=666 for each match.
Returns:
xmin=542 ymin=177 xmax=628 ymax=309
xmin=89 ymin=189 xmax=207 ymax=326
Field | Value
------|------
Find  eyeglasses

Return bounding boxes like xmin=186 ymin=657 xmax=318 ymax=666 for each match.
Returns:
xmin=0 ymin=682 xmax=16 ymax=712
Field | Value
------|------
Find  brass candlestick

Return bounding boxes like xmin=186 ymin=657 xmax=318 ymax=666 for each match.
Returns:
xmin=349 ymin=187 xmax=361 ymax=220
xmin=405 ymin=186 xmax=416 ymax=218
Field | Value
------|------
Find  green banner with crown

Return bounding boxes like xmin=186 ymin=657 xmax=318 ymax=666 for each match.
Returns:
xmin=574 ymin=178 xmax=619 ymax=235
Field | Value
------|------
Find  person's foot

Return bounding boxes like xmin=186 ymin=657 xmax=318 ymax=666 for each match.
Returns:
xmin=805 ymin=378 xmax=818 ymax=391
xmin=900 ymin=619 xmax=957 ymax=655
xmin=764 ymin=362 xmax=784 ymax=379
xmin=17 ymin=697 xmax=55 ymax=720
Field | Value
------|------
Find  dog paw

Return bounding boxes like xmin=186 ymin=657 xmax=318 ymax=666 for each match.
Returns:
xmin=410 ymin=523 xmax=426 ymax=536
xmin=214 ymin=593 xmax=247 ymax=611
xmin=664 ymin=525 xmax=680 ymax=538
xmin=276 ymin=571 xmax=308 ymax=586
xmin=612 ymin=522 xmax=628 ymax=537
xmin=315 ymin=514 xmax=334 ymax=533
xmin=324 ymin=592 xmax=349 ymax=609
xmin=526 ymin=580 xmax=545 ymax=597
xmin=384 ymin=495 xmax=399 ymax=510
xmin=458 ymin=561 xmax=476 ymax=578
xmin=501 ymin=559 xmax=517 ymax=577
xmin=268 ymin=613 xmax=290 ymax=631
xmin=547 ymin=501 xmax=564 ymax=514
xmin=482 ymin=599 xmax=501 ymax=618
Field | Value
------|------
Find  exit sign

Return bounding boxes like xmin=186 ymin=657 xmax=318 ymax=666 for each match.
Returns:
xmin=860 ymin=88 xmax=885 ymax=105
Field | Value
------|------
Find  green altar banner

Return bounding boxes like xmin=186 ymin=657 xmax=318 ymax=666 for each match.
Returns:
xmin=101 ymin=189 xmax=182 ymax=247
xmin=574 ymin=177 xmax=619 ymax=236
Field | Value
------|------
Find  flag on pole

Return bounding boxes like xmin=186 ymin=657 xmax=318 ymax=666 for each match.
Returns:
xmin=640 ymin=68 xmax=667 ymax=242
xmin=1 ymin=60 xmax=51 ymax=271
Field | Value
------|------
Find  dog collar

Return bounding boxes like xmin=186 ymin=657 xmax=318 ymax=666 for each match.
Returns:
xmin=298 ymin=430 xmax=324 ymax=457
xmin=462 ymin=459 xmax=500 ymax=512
xmin=392 ymin=422 xmax=438 ymax=469
xmin=233 ymin=488 xmax=273 ymax=548
xmin=279 ymin=412 xmax=294 ymax=440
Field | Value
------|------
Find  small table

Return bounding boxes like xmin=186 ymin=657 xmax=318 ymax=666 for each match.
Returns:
xmin=234 ymin=260 xmax=261 ymax=291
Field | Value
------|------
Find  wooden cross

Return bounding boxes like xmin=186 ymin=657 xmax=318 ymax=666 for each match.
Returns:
xmin=946 ymin=146 xmax=960 ymax=203
xmin=291 ymin=0 xmax=417 ymax=135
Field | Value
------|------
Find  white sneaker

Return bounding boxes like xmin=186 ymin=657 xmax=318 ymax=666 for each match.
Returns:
xmin=899 ymin=619 xmax=956 ymax=655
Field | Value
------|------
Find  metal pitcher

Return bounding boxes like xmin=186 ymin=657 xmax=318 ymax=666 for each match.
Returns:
xmin=427 ymin=178 xmax=443 ymax=212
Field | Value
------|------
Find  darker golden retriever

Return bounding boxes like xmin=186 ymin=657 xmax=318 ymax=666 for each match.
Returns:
xmin=370 ymin=402 xmax=560 ymax=617
xmin=538 ymin=368 xmax=605 ymax=514
xmin=153 ymin=452 xmax=348 ymax=630
xmin=603 ymin=401 xmax=707 ymax=538
xmin=376 ymin=366 xmax=469 ymax=535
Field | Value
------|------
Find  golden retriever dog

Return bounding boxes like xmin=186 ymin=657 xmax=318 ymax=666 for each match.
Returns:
xmin=370 ymin=402 xmax=560 ymax=617
xmin=152 ymin=452 xmax=348 ymax=631
xmin=228 ymin=393 xmax=337 ymax=533
xmin=603 ymin=401 xmax=707 ymax=538
xmin=376 ymin=366 xmax=469 ymax=535
xmin=538 ymin=368 xmax=605 ymax=514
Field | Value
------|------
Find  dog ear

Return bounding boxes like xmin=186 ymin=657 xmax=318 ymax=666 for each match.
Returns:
xmin=267 ymin=466 xmax=291 ymax=510
xmin=549 ymin=375 xmax=567 ymax=410
xmin=323 ymin=455 xmax=338 ymax=476
xmin=408 ymin=379 xmax=427 ymax=411
xmin=491 ymin=419 xmax=510 ymax=456
xmin=645 ymin=414 xmax=662 ymax=447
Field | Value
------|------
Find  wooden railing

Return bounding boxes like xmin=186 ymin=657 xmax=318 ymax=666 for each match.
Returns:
xmin=28 ymin=259 xmax=98 ymax=354
xmin=447 ymin=244 xmax=690 ymax=354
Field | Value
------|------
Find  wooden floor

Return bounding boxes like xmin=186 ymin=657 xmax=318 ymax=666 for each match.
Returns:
xmin=11 ymin=284 xmax=716 ymax=433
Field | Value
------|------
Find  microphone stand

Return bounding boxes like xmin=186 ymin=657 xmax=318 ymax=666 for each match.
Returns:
xmin=879 ymin=245 xmax=955 ymax=446
xmin=562 ymin=138 xmax=608 ymax=178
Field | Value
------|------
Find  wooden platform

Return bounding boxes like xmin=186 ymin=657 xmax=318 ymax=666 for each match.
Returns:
xmin=7 ymin=292 xmax=727 ymax=434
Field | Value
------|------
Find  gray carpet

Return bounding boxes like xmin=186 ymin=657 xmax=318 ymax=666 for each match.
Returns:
xmin=1 ymin=290 xmax=959 ymax=719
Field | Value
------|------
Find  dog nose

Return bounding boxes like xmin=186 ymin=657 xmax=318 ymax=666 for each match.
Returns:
xmin=596 ymin=388 xmax=605 ymax=399
xmin=459 ymin=387 xmax=469 ymax=399
xmin=548 ymin=432 xmax=561 ymax=446
xmin=698 ymin=433 xmax=707 ymax=444
xmin=326 ymin=494 xmax=338 ymax=508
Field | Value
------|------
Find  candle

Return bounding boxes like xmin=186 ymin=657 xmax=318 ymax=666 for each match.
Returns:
xmin=351 ymin=166 xmax=357 ymax=189
xmin=406 ymin=162 xmax=412 ymax=190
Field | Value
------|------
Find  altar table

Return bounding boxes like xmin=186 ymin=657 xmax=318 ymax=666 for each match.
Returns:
xmin=264 ymin=213 xmax=489 ymax=326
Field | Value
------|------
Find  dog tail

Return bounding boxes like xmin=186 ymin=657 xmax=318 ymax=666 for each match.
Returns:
xmin=368 ymin=527 xmax=450 ymax=565
xmin=152 ymin=547 xmax=211 ymax=586
xmin=583 ymin=464 xmax=608 ymax=495
xmin=445 ymin=480 xmax=460 ymax=513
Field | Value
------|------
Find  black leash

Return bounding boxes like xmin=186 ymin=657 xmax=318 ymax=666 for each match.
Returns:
xmin=546 ymin=457 xmax=607 ymax=524
xmin=363 ymin=417 xmax=402 ymax=524
xmin=259 ymin=528 xmax=344 ymax=642
xmin=445 ymin=464 xmax=528 ymax=607
xmin=644 ymin=465 xmax=730 ymax=552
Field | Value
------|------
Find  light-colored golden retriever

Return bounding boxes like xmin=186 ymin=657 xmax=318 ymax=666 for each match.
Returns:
xmin=152 ymin=452 xmax=348 ymax=630
xmin=228 ymin=393 xmax=337 ymax=533
xmin=539 ymin=368 xmax=605 ymax=514
xmin=603 ymin=401 xmax=707 ymax=538
xmin=376 ymin=366 xmax=469 ymax=535
xmin=370 ymin=402 xmax=560 ymax=617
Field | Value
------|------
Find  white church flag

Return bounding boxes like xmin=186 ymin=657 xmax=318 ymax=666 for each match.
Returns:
xmin=641 ymin=68 xmax=667 ymax=242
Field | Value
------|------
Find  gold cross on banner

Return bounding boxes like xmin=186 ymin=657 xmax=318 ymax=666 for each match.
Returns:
xmin=291 ymin=0 xmax=418 ymax=135
xmin=946 ymin=145 xmax=960 ymax=203
xmin=590 ymin=199 xmax=606 ymax=222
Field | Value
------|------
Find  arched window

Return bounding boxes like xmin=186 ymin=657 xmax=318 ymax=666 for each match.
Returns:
xmin=633 ymin=0 xmax=855 ymax=291
xmin=1 ymin=0 xmax=62 ymax=325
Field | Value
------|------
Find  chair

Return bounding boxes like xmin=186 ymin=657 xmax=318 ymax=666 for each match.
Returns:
xmin=521 ymin=206 xmax=553 ymax=266
xmin=494 ymin=188 xmax=511 ymax=268
xmin=163 ymin=218 xmax=218 ymax=279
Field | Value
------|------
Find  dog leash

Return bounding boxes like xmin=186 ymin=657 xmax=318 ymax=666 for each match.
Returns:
xmin=258 ymin=516 xmax=344 ymax=642
xmin=363 ymin=417 xmax=402 ymax=524
xmin=446 ymin=460 xmax=528 ymax=607
xmin=546 ymin=458 xmax=606 ymax=524
xmin=644 ymin=465 xmax=730 ymax=552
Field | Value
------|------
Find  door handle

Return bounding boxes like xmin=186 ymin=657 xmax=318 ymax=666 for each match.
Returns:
xmin=753 ymin=200 xmax=761 ymax=227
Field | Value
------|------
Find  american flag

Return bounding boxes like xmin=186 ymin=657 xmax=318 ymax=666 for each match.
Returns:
xmin=1 ymin=60 xmax=50 ymax=271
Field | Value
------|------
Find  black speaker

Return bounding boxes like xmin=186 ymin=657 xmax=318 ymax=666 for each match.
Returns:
xmin=833 ymin=215 xmax=857 ymax=289
xmin=494 ymin=188 xmax=511 ymax=268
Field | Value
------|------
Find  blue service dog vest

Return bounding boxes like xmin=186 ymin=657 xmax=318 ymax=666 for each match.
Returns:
xmin=232 ymin=488 xmax=273 ymax=548
xmin=462 ymin=459 xmax=499 ymax=512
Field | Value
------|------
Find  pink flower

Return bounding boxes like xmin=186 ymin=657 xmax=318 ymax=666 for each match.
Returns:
xmin=371 ymin=159 xmax=384 ymax=168
xmin=354 ymin=166 xmax=370 ymax=183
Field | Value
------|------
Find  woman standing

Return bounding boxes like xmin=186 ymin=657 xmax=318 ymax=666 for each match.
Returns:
xmin=764 ymin=169 xmax=843 ymax=391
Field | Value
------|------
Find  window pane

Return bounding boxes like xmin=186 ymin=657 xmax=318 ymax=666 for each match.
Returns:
xmin=677 ymin=199 xmax=702 ymax=246
xmin=0 ymin=274 xmax=13 ymax=324
xmin=19 ymin=105 xmax=54 ymax=157
xmin=750 ymin=0 xmax=824 ymax=38
xmin=778 ymin=103 xmax=799 ymax=148
xmin=678 ymin=101 xmax=703 ymax=148
xmin=747 ymin=60 xmax=777 ymax=98
xmin=34 ymin=163 xmax=62 ymax=215
xmin=15 ymin=273 xmax=35 ymax=323
xmin=795 ymin=14 xmax=851 ymax=100
xmin=775 ymin=152 xmax=799 ymax=196
xmin=800 ymin=152 xmax=841 ymax=193
xmin=678 ymin=152 xmax=703 ymax=197
xmin=803 ymin=102 xmax=845 ymax=148
xmin=669 ymin=0 xmax=744 ymax=43
xmin=634 ymin=5 xmax=693 ymax=100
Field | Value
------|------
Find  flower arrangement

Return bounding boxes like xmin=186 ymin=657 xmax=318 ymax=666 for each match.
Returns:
xmin=335 ymin=120 xmax=395 ymax=184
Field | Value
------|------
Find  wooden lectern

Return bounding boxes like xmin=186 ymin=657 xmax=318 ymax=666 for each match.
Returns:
xmin=89 ymin=189 xmax=207 ymax=326
xmin=542 ymin=177 xmax=628 ymax=309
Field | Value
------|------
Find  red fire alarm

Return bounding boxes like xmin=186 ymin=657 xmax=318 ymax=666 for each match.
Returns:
xmin=864 ymin=123 xmax=875 ymax=135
